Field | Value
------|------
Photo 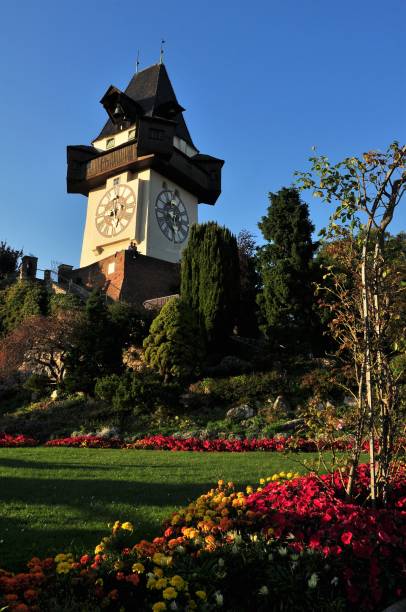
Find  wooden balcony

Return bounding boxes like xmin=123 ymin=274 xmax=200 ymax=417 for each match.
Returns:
xmin=86 ymin=142 xmax=138 ymax=180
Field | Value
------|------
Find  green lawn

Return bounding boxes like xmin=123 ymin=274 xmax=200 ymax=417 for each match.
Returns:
xmin=0 ymin=448 xmax=318 ymax=571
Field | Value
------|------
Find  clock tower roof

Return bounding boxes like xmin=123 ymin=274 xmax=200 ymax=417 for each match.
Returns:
xmin=95 ymin=63 xmax=195 ymax=148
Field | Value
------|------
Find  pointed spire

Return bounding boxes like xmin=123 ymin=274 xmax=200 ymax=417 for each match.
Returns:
xmin=159 ymin=39 xmax=165 ymax=65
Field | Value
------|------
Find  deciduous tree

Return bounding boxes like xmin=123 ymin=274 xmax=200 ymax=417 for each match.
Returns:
xmin=296 ymin=141 xmax=406 ymax=503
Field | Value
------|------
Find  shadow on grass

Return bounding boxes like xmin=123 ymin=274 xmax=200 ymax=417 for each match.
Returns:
xmin=0 ymin=476 xmax=212 ymax=511
xmin=0 ymin=514 xmax=153 ymax=572
xmin=0 ymin=457 xmax=189 ymax=471
xmin=0 ymin=476 xmax=214 ymax=571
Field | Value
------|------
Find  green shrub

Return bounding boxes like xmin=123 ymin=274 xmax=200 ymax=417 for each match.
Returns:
xmin=143 ymin=297 xmax=204 ymax=381
xmin=23 ymin=374 xmax=52 ymax=397
xmin=0 ymin=280 xmax=49 ymax=335
xmin=94 ymin=374 xmax=122 ymax=403
xmin=192 ymin=370 xmax=289 ymax=406
xmin=95 ymin=371 xmax=182 ymax=416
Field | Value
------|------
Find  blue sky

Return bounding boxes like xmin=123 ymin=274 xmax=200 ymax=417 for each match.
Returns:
xmin=1 ymin=0 xmax=405 ymax=272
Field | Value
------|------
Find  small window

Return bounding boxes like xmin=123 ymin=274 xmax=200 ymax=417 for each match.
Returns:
xmin=128 ymin=128 xmax=136 ymax=140
xmin=106 ymin=137 xmax=115 ymax=149
xmin=107 ymin=262 xmax=115 ymax=275
xmin=149 ymin=128 xmax=164 ymax=141
xmin=113 ymin=177 xmax=120 ymax=185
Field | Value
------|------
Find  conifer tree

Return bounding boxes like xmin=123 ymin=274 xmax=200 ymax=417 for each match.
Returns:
xmin=257 ymin=187 xmax=318 ymax=351
xmin=181 ymin=222 xmax=240 ymax=348
xmin=143 ymin=297 xmax=203 ymax=381
xmin=65 ymin=291 xmax=123 ymax=393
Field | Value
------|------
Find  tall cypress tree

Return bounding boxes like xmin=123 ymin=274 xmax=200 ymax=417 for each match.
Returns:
xmin=257 ymin=187 xmax=318 ymax=351
xmin=181 ymin=222 xmax=240 ymax=349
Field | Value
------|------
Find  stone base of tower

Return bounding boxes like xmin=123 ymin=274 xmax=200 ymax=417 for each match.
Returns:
xmin=59 ymin=249 xmax=180 ymax=307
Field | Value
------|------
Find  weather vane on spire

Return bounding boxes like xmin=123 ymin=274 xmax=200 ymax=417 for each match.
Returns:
xmin=159 ymin=39 xmax=165 ymax=64
xmin=135 ymin=49 xmax=140 ymax=73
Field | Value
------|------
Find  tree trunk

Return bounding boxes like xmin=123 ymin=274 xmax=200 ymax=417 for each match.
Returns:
xmin=361 ymin=236 xmax=377 ymax=504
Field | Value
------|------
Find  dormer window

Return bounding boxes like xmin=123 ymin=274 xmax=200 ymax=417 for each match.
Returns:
xmin=128 ymin=129 xmax=136 ymax=141
xmin=106 ymin=137 xmax=115 ymax=149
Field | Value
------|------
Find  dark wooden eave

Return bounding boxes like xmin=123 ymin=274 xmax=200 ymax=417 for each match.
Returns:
xmin=67 ymin=139 xmax=223 ymax=205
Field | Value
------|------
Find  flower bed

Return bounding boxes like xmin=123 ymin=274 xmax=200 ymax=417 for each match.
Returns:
xmin=0 ymin=464 xmax=405 ymax=611
xmin=3 ymin=433 xmax=405 ymax=453
xmin=0 ymin=432 xmax=38 ymax=447
xmin=128 ymin=434 xmax=352 ymax=452
xmin=45 ymin=435 xmax=123 ymax=448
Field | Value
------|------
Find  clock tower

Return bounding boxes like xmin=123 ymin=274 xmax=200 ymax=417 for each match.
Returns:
xmin=65 ymin=62 xmax=223 ymax=305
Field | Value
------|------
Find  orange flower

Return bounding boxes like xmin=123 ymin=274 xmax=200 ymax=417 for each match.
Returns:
xmin=4 ymin=593 xmax=19 ymax=602
xmin=24 ymin=589 xmax=38 ymax=601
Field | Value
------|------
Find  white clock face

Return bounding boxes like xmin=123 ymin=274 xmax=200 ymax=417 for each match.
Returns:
xmin=155 ymin=190 xmax=189 ymax=243
xmin=95 ymin=183 xmax=136 ymax=237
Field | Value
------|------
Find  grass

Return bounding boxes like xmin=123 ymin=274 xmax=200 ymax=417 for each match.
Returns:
xmin=0 ymin=447 xmax=320 ymax=571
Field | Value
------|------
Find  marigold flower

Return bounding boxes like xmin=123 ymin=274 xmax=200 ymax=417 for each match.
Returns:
xmin=170 ymin=575 xmax=186 ymax=590
xmin=12 ymin=604 xmax=29 ymax=612
xmin=196 ymin=590 xmax=207 ymax=600
xmin=132 ymin=563 xmax=145 ymax=574
xmin=126 ymin=574 xmax=140 ymax=586
xmin=121 ymin=521 xmax=134 ymax=531
xmin=155 ymin=578 xmax=168 ymax=589
xmin=152 ymin=603 xmax=167 ymax=611
xmin=94 ymin=544 xmax=104 ymax=554
xmin=4 ymin=594 xmax=19 ymax=602
xmin=162 ymin=586 xmax=177 ymax=600
xmin=24 ymin=589 xmax=38 ymax=601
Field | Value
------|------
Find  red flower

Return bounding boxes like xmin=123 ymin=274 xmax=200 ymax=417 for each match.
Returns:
xmin=341 ymin=531 xmax=353 ymax=545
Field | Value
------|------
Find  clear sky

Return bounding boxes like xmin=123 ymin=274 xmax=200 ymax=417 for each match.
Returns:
xmin=1 ymin=0 xmax=405 ymax=272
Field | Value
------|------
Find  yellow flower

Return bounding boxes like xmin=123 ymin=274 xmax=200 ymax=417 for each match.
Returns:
xmin=217 ymin=479 xmax=224 ymax=486
xmin=54 ymin=553 xmax=68 ymax=563
xmin=132 ymin=562 xmax=145 ymax=574
xmin=196 ymin=590 xmax=207 ymax=600
xmin=147 ymin=577 xmax=157 ymax=589
xmin=155 ymin=578 xmax=168 ymax=590
xmin=153 ymin=567 xmax=164 ymax=577
xmin=286 ymin=472 xmax=293 ymax=479
xmin=171 ymin=514 xmax=181 ymax=525
xmin=153 ymin=552 xmax=173 ymax=567
xmin=162 ymin=586 xmax=177 ymax=600
xmin=152 ymin=603 xmax=166 ymax=611
xmin=170 ymin=575 xmax=186 ymax=590
xmin=246 ymin=486 xmax=253 ymax=494
xmin=94 ymin=544 xmax=104 ymax=554
xmin=56 ymin=562 xmax=71 ymax=574
xmin=121 ymin=521 xmax=134 ymax=531
xmin=259 ymin=478 xmax=265 ymax=485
